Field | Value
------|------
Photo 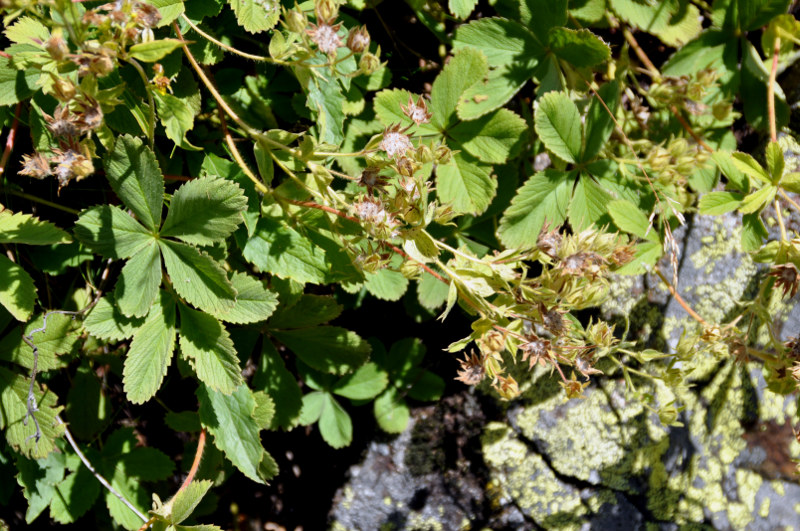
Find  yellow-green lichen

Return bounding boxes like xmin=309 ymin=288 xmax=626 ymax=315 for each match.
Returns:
xmin=759 ymin=497 xmax=771 ymax=518
xmin=406 ymin=513 xmax=444 ymax=531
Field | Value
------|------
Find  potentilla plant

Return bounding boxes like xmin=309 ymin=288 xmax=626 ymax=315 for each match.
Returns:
xmin=1 ymin=0 xmax=799 ymax=528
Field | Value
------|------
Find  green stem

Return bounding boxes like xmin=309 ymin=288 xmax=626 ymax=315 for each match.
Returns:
xmin=1 ymin=188 xmax=80 ymax=215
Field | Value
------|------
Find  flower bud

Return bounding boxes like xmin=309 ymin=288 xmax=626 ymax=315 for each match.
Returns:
xmin=434 ymin=145 xmax=452 ymax=165
xmin=285 ymin=7 xmax=307 ymax=33
xmin=416 ymin=144 xmax=433 ymax=164
xmin=51 ymin=77 xmax=76 ymax=102
xmin=358 ymin=52 xmax=380 ymax=75
xmin=346 ymin=25 xmax=370 ymax=53
xmin=45 ymin=34 xmax=69 ymax=61
xmin=315 ymin=0 xmax=338 ymax=23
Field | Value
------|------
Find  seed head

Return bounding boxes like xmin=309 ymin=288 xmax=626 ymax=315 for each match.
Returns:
xmin=559 ymin=251 xmax=605 ymax=278
xmin=537 ymin=223 xmax=562 ymax=259
xmin=307 ymin=21 xmax=342 ymax=55
xmin=520 ymin=335 xmax=551 ymax=369
xmin=455 ymin=350 xmax=485 ymax=385
xmin=19 ymin=153 xmax=52 ymax=180
xmin=379 ymin=124 xmax=413 ymax=159
xmin=357 ymin=167 xmax=388 ymax=196
xmin=45 ymin=106 xmax=80 ymax=138
xmin=400 ymin=95 xmax=432 ymax=125
xmin=768 ymin=263 xmax=799 ymax=299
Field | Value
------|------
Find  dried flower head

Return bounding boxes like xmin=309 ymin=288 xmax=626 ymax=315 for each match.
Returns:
xmin=358 ymin=167 xmax=388 ymax=196
xmin=786 ymin=337 xmax=800 ymax=360
xmin=346 ymin=25 xmax=370 ymax=53
xmin=609 ymin=243 xmax=636 ymax=266
xmin=395 ymin=156 xmax=418 ymax=177
xmin=559 ymin=251 xmax=606 ymax=278
xmin=455 ymin=350 xmax=485 ymax=385
xmin=494 ymin=374 xmax=519 ymax=400
xmin=536 ymin=223 xmax=562 ymax=259
xmin=74 ymin=97 xmax=104 ymax=132
xmin=561 ymin=375 xmax=590 ymax=399
xmin=19 ymin=153 xmax=52 ymax=180
xmin=45 ymin=106 xmax=80 ymax=138
xmin=44 ymin=34 xmax=69 ymax=61
xmin=540 ymin=304 xmax=565 ymax=336
xmin=379 ymin=124 xmax=413 ymax=159
xmin=400 ymin=95 xmax=432 ymax=125
xmin=520 ymin=336 xmax=551 ymax=369
xmin=354 ymin=196 xmax=388 ymax=223
xmin=133 ymin=2 xmax=162 ymax=27
xmin=51 ymin=148 xmax=94 ymax=189
xmin=768 ymin=263 xmax=799 ymax=299
xmin=574 ymin=353 xmax=602 ymax=380
xmin=307 ymin=20 xmax=343 ymax=55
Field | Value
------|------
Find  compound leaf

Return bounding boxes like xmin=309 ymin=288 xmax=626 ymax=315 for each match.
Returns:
xmin=498 ymin=169 xmax=571 ymax=249
xmin=114 ymin=241 xmax=161 ymax=318
xmin=160 ymin=240 xmax=236 ymax=315
xmin=273 ymin=326 xmax=370 ymax=375
xmin=74 ymin=205 xmax=153 ymax=259
xmin=213 ymin=272 xmax=278 ymax=324
xmin=104 ymin=135 xmax=164 ymax=231
xmin=534 ymin=91 xmax=582 ymax=164
xmin=435 ymin=152 xmax=497 ymax=215
xmin=179 ymin=304 xmax=243 ymax=394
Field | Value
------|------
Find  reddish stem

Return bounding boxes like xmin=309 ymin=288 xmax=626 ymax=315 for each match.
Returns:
xmin=0 ymin=104 xmax=22 ymax=176
xmin=178 ymin=428 xmax=206 ymax=493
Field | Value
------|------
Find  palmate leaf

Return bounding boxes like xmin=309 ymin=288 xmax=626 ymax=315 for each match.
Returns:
xmin=273 ymin=326 xmax=370 ymax=375
xmin=0 ymin=209 xmax=70 ymax=245
xmin=104 ymin=135 xmax=164 ymax=231
xmin=115 ymin=240 xmax=161 ymax=318
xmin=0 ymin=366 xmax=65 ymax=459
xmin=159 ymin=240 xmax=236 ymax=315
xmin=123 ymin=291 xmax=176 ymax=405
xmin=74 ymin=205 xmax=154 ymax=259
xmin=568 ymin=175 xmax=613 ymax=231
xmin=197 ymin=384 xmax=277 ymax=484
xmin=435 ymin=152 xmax=497 ymax=215
xmin=534 ymin=91 xmax=582 ymax=164
xmin=15 ymin=451 xmax=65 ymax=524
xmin=498 ymin=169 xmax=571 ymax=249
xmin=179 ymin=304 xmax=243 ymax=394
xmin=317 ymin=393 xmax=352 ymax=449
xmin=0 ymin=255 xmax=36 ymax=321
xmin=160 ymin=176 xmax=247 ymax=246
xmin=332 ymin=362 xmax=388 ymax=400
xmin=253 ymin=341 xmax=303 ymax=430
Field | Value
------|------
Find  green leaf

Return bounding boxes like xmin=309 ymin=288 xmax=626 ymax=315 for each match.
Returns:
xmin=526 ymin=0 xmax=568 ymax=39
xmin=49 ymin=464 xmax=100 ymax=524
xmin=268 ymin=294 xmax=342 ymax=329
xmin=241 ymin=217 xmax=329 ymax=285
xmin=739 ymin=185 xmax=777 ymax=214
xmin=318 ymin=394 xmax=352 ymax=448
xmin=568 ymin=175 xmax=612 ymax=230
xmin=164 ymin=411 xmax=201 ymax=432
xmin=364 ymin=268 xmax=409 ymax=302
xmin=452 ymin=18 xmax=542 ymax=116
xmin=123 ymin=291 xmax=176 ymax=404
xmin=583 ymin=81 xmax=620 ymax=161
xmin=212 ymin=272 xmax=277 ymax=324
xmin=610 ymin=0 xmax=701 ymax=47
xmin=154 ymin=92 xmax=199 ymax=149
xmin=498 ymin=169 xmax=571 ymax=249
xmin=0 ymin=209 xmax=70 ymax=245
xmin=179 ymin=304 xmax=243 ymax=394
xmin=297 ymin=65 xmax=345 ymax=145
xmin=435 ymin=152 xmax=497 ymax=215
xmin=417 ymin=272 xmax=449 ymax=310
xmin=373 ymin=89 xmax=439 ymax=135
xmin=450 ymin=108 xmax=526 ymax=164
xmin=197 ymin=384 xmax=275 ymax=484
xmin=741 ymin=212 xmax=768 ymax=251
xmin=374 ymin=388 xmax=409 ymax=434
xmin=449 ymin=0 xmax=479 ymax=18
xmin=15 ymin=452 xmax=65 ymax=523
xmin=712 ymin=150 xmax=749 ymax=192
xmin=0 ymin=255 xmax=36 ymax=321
xmin=65 ymin=365 xmax=110 ymax=441
xmin=430 ymin=47 xmax=488 ymax=130
xmin=161 ymin=176 xmax=247 ymax=246
xmin=0 ymin=366 xmax=65 ymax=458
xmin=741 ymin=40 xmax=789 ymax=130
xmin=385 ymin=337 xmax=427 ymax=376
xmin=332 ymin=363 xmax=388 ymax=400
xmin=607 ymin=199 xmax=652 ymax=240
xmin=150 ymin=0 xmax=185 ymax=26
xmin=299 ymin=391 xmax=325 ymax=425
xmin=74 ymin=205 xmax=154 ymax=258
xmin=115 ymin=241 xmax=161 ymax=318
xmin=253 ymin=341 xmax=303 ymax=430
xmin=781 ymin=172 xmax=800 ymax=193
xmin=252 ymin=391 xmax=275 ymax=430
xmin=548 ymin=27 xmax=610 ymax=68
xmin=4 ymin=16 xmax=49 ymax=45
xmin=407 ymin=370 xmax=445 ymax=401
xmin=765 ymin=141 xmax=784 ymax=182
xmin=160 ymin=240 xmax=236 ymax=315
xmin=0 ymin=57 xmax=38 ymax=106
xmin=229 ymin=0 xmax=280 ymax=33
xmin=535 ymin=91 xmax=582 ymax=164
xmin=698 ymin=191 xmax=744 ymax=215
xmin=104 ymin=135 xmax=164 ymax=231
xmin=127 ymin=39 xmax=184 ymax=62
xmin=0 ymin=313 xmax=78 ymax=372
xmin=83 ymin=296 xmax=145 ymax=341
xmin=273 ymin=327 xmax=370 ymax=375
xmin=166 ymin=480 xmax=214 ymax=525
xmin=731 ymin=152 xmax=771 ymax=185
xmin=736 ymin=0 xmax=792 ymax=32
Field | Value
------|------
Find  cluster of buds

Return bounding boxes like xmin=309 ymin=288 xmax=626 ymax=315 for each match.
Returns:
xmin=647 ymin=69 xmax=718 ymax=109
xmin=83 ymin=0 xmax=161 ymax=45
xmin=646 ymin=137 xmax=710 ymax=186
